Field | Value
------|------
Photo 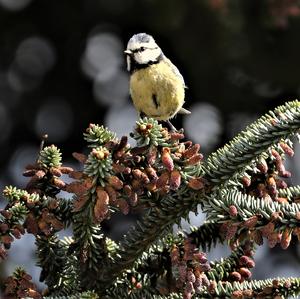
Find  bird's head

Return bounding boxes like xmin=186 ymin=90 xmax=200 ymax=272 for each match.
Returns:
xmin=125 ymin=33 xmax=163 ymax=72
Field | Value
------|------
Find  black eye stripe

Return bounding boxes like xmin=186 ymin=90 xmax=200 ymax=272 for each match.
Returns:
xmin=132 ymin=46 xmax=158 ymax=53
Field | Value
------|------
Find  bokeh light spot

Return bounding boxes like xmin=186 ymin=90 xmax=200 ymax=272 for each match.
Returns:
xmin=81 ymin=32 xmax=123 ymax=80
xmin=104 ymin=103 xmax=136 ymax=140
xmin=0 ymin=0 xmax=31 ymax=11
xmin=184 ymin=102 xmax=222 ymax=152
xmin=93 ymin=70 xmax=129 ymax=107
xmin=15 ymin=36 xmax=56 ymax=77
xmin=35 ymin=98 xmax=73 ymax=142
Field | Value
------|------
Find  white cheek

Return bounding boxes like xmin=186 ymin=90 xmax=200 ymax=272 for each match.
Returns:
xmin=127 ymin=56 xmax=131 ymax=72
xmin=134 ymin=53 xmax=144 ymax=64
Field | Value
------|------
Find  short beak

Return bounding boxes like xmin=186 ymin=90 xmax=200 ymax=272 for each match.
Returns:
xmin=124 ymin=49 xmax=132 ymax=55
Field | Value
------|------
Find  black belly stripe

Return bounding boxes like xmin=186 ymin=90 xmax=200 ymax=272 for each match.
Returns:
xmin=152 ymin=94 xmax=159 ymax=109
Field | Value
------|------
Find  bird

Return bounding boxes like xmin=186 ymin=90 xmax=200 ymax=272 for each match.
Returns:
xmin=124 ymin=33 xmax=190 ymax=131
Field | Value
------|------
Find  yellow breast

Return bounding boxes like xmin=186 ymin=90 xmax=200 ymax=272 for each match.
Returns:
xmin=129 ymin=59 xmax=185 ymax=121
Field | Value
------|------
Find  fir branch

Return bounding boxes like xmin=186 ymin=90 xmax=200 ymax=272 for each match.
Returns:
xmin=100 ymin=186 xmax=206 ymax=287
xmin=36 ymin=235 xmax=67 ymax=293
xmin=204 ymin=100 xmax=300 ymax=186
xmin=118 ymin=277 xmax=300 ymax=299
xmin=204 ymin=189 xmax=300 ymax=227
xmin=278 ymin=185 xmax=300 ymax=199
xmin=189 ymin=223 xmax=223 ymax=251
xmin=206 ymin=246 xmax=248 ymax=282
xmin=43 ymin=291 xmax=99 ymax=299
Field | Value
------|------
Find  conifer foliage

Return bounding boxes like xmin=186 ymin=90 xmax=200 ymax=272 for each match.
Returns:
xmin=1 ymin=101 xmax=300 ymax=298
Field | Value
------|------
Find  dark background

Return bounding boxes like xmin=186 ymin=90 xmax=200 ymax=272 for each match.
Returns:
xmin=0 ymin=0 xmax=300 ymax=293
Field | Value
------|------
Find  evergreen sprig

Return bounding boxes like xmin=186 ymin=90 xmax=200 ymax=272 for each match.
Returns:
xmin=38 ymin=145 xmax=62 ymax=169
xmin=83 ymin=123 xmax=117 ymax=147
xmin=132 ymin=117 xmax=169 ymax=146
xmin=204 ymin=100 xmax=300 ymax=186
xmin=204 ymin=189 xmax=300 ymax=226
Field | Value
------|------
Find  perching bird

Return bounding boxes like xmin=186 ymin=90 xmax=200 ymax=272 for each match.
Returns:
xmin=124 ymin=33 xmax=190 ymax=130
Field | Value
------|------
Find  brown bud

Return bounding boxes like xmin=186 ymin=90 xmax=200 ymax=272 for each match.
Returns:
xmin=108 ymin=175 xmax=123 ymax=190
xmin=157 ymin=171 xmax=170 ymax=189
xmin=12 ymin=228 xmax=22 ymax=239
xmin=147 ymin=146 xmax=157 ymax=165
xmin=59 ymin=166 xmax=74 ymax=174
xmin=116 ymin=199 xmax=129 ymax=215
xmin=65 ymin=181 xmax=87 ymax=195
xmin=24 ymin=213 xmax=39 ymax=235
xmin=193 ymin=252 xmax=207 ymax=264
xmin=161 ymin=147 xmax=174 ymax=172
xmin=251 ymin=230 xmax=263 ymax=245
xmin=52 ymin=178 xmax=66 ymax=189
xmin=185 ymin=154 xmax=203 ymax=166
xmin=226 ymin=224 xmax=238 ymax=240
xmin=280 ymin=229 xmax=291 ymax=249
xmin=188 ymin=178 xmax=205 ymax=190
xmin=72 ymin=194 xmax=89 ymax=212
xmin=275 ymin=178 xmax=287 ymax=189
xmin=1 ymin=235 xmax=14 ymax=244
xmin=260 ymin=222 xmax=275 ymax=237
xmin=268 ymin=232 xmax=280 ymax=248
xmin=242 ymin=289 xmax=253 ymax=297
xmin=230 ymin=271 xmax=242 ymax=281
xmin=207 ymin=281 xmax=217 ymax=294
xmin=169 ymin=170 xmax=181 ymax=190
xmin=131 ymin=179 xmax=142 ymax=192
xmin=112 ymin=163 xmax=126 ymax=174
xmin=0 ymin=223 xmax=9 ymax=233
xmin=231 ymin=290 xmax=243 ymax=299
xmin=132 ymin=169 xmax=150 ymax=184
xmin=242 ymin=176 xmax=251 ymax=187
xmin=257 ymin=158 xmax=268 ymax=173
xmin=170 ymin=131 xmax=185 ymax=140
xmin=23 ymin=169 xmax=37 ymax=177
xmin=68 ymin=171 xmax=84 ymax=180
xmin=229 ymin=205 xmax=238 ymax=217
xmin=280 ymin=142 xmax=294 ymax=157
xmin=105 ymin=185 xmax=118 ymax=204
xmin=243 ymin=216 xmax=258 ymax=228
xmin=145 ymin=167 xmax=158 ymax=183
xmin=183 ymin=144 xmax=200 ymax=158
xmin=72 ymin=152 xmax=87 ymax=163
xmin=0 ymin=246 xmax=7 ymax=260
xmin=49 ymin=167 xmax=62 ymax=177
xmin=94 ymin=188 xmax=109 ymax=223
xmin=276 ymin=197 xmax=288 ymax=204
xmin=239 ymin=267 xmax=252 ymax=279
xmin=146 ymin=182 xmax=156 ymax=192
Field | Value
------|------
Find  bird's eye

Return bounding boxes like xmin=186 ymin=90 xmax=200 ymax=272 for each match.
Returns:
xmin=140 ymin=47 xmax=145 ymax=51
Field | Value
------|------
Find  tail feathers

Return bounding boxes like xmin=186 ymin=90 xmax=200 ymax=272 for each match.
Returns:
xmin=178 ymin=107 xmax=191 ymax=115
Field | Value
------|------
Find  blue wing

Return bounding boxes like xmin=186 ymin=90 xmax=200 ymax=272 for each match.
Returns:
xmin=164 ymin=57 xmax=187 ymax=88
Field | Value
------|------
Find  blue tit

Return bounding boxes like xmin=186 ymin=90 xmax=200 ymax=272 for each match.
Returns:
xmin=124 ymin=33 xmax=190 ymax=130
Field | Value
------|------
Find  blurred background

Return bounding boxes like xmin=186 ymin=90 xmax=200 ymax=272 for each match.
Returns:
xmin=0 ymin=0 xmax=300 ymax=295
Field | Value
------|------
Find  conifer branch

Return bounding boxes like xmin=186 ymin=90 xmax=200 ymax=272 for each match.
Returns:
xmin=204 ymin=100 xmax=300 ymax=186
xmin=99 ymin=185 xmax=206 ymax=286
xmin=204 ymin=189 xmax=300 ymax=227
xmin=189 ymin=223 xmax=223 ymax=251
xmin=278 ymin=185 xmax=300 ymax=199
